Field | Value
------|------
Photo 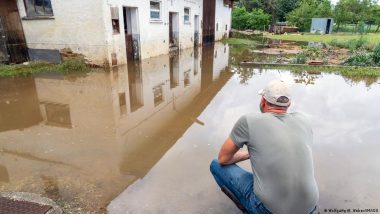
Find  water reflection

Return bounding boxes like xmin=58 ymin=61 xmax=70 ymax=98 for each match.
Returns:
xmin=108 ymin=68 xmax=380 ymax=213
xmin=0 ymin=43 xmax=231 ymax=213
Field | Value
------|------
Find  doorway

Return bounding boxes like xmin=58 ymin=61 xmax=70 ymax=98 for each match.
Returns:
xmin=123 ymin=7 xmax=140 ymax=61
xmin=194 ymin=15 xmax=200 ymax=47
xmin=169 ymin=12 xmax=179 ymax=51
xmin=202 ymin=0 xmax=216 ymax=45
xmin=0 ymin=1 xmax=28 ymax=63
xmin=326 ymin=19 xmax=332 ymax=34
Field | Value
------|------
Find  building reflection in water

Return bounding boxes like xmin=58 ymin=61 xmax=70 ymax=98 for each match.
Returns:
xmin=0 ymin=43 xmax=232 ymax=211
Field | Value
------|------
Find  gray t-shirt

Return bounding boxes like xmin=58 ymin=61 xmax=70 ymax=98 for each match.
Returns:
xmin=230 ymin=112 xmax=319 ymax=214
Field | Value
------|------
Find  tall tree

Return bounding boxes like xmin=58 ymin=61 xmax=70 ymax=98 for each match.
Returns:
xmin=286 ymin=0 xmax=332 ymax=31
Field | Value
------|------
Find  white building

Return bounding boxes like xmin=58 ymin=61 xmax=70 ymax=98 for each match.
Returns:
xmin=0 ymin=0 xmax=234 ymax=65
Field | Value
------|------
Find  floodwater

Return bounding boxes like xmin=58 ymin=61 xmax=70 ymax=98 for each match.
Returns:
xmin=1 ymin=43 xmax=380 ymax=214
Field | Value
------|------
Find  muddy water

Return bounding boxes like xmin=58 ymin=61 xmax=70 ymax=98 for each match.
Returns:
xmin=1 ymin=43 xmax=380 ymax=213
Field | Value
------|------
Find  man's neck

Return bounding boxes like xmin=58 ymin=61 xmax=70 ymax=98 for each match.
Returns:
xmin=265 ymin=107 xmax=287 ymax=114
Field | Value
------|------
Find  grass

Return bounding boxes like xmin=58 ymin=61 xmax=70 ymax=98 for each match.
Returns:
xmin=243 ymin=63 xmax=380 ymax=78
xmin=0 ymin=59 xmax=90 ymax=77
xmin=266 ymin=33 xmax=380 ymax=47
xmin=222 ymin=38 xmax=257 ymax=46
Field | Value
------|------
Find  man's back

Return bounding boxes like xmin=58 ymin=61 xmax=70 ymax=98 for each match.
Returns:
xmin=230 ymin=112 xmax=319 ymax=214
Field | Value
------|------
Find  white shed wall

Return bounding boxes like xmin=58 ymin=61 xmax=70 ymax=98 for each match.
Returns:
xmin=17 ymin=0 xmax=108 ymax=64
xmin=214 ymin=0 xmax=231 ymax=41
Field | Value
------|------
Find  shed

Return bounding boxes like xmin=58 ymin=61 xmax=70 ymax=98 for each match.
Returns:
xmin=310 ymin=18 xmax=334 ymax=34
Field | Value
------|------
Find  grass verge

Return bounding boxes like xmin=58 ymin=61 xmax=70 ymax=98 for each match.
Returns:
xmin=222 ymin=38 xmax=257 ymax=46
xmin=0 ymin=59 xmax=90 ymax=77
xmin=242 ymin=63 xmax=380 ymax=78
xmin=266 ymin=33 xmax=380 ymax=47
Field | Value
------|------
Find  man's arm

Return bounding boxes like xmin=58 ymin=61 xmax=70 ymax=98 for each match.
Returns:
xmin=218 ymin=137 xmax=249 ymax=165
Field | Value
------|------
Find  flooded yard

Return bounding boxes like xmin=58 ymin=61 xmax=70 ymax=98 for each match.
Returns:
xmin=1 ymin=43 xmax=380 ymax=213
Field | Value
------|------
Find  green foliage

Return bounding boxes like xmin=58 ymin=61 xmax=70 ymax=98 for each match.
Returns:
xmin=343 ymin=43 xmax=380 ymax=66
xmin=0 ymin=59 xmax=90 ymax=77
xmin=232 ymin=7 xmax=271 ymax=30
xmin=292 ymin=47 xmax=326 ymax=64
xmin=372 ymin=43 xmax=380 ymax=64
xmin=333 ymin=0 xmax=375 ymax=31
xmin=343 ymin=52 xmax=374 ymax=66
xmin=329 ymin=37 xmax=370 ymax=50
xmin=222 ymin=38 xmax=257 ymax=46
xmin=358 ymin=21 xmax=366 ymax=34
xmin=286 ymin=0 xmax=332 ymax=31
xmin=293 ymin=52 xmax=307 ymax=64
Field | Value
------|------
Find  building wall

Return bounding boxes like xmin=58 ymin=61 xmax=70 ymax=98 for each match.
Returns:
xmin=17 ymin=0 xmax=109 ymax=64
xmin=214 ymin=0 xmax=231 ymax=41
xmin=16 ymin=0 xmax=231 ymax=65
xmin=105 ymin=0 xmax=203 ymax=65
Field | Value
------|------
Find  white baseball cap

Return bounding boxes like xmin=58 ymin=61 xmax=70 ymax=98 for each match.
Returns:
xmin=258 ymin=79 xmax=291 ymax=107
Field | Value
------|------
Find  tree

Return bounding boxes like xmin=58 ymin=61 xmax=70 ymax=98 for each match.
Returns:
xmin=231 ymin=6 xmax=271 ymax=30
xmin=368 ymin=4 xmax=380 ymax=32
xmin=276 ymin=0 xmax=300 ymax=22
xmin=333 ymin=0 xmax=375 ymax=32
xmin=286 ymin=0 xmax=332 ymax=31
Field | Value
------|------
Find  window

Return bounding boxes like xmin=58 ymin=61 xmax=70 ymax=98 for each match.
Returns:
xmin=150 ymin=1 xmax=161 ymax=20
xmin=216 ymin=23 xmax=219 ymax=31
xmin=111 ymin=7 xmax=120 ymax=34
xmin=24 ymin=0 xmax=54 ymax=17
xmin=153 ymin=84 xmax=164 ymax=106
xmin=184 ymin=8 xmax=190 ymax=23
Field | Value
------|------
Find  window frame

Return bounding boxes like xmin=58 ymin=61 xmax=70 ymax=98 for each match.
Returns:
xmin=23 ymin=0 xmax=54 ymax=17
xmin=150 ymin=1 xmax=162 ymax=22
xmin=184 ymin=7 xmax=191 ymax=24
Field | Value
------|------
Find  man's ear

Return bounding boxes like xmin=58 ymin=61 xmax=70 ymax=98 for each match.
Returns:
xmin=287 ymin=101 xmax=291 ymax=108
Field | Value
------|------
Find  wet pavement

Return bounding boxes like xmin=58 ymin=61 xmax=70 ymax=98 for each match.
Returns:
xmin=1 ymin=42 xmax=380 ymax=213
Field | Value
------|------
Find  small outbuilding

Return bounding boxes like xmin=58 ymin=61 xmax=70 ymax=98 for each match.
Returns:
xmin=310 ymin=18 xmax=334 ymax=34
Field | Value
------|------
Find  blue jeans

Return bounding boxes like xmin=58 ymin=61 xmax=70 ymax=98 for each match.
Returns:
xmin=210 ymin=159 xmax=317 ymax=214
xmin=210 ymin=159 xmax=272 ymax=214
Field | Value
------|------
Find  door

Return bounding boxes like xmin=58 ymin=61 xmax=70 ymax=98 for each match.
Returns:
xmin=326 ymin=19 xmax=332 ymax=34
xmin=123 ymin=7 xmax=140 ymax=61
xmin=0 ymin=17 xmax=9 ymax=63
xmin=0 ymin=1 xmax=28 ymax=63
xmin=202 ymin=0 xmax=216 ymax=45
xmin=194 ymin=15 xmax=199 ymax=47
xmin=169 ymin=13 xmax=174 ymax=45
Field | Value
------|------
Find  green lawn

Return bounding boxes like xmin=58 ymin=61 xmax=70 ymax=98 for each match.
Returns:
xmin=266 ymin=33 xmax=380 ymax=46
xmin=221 ymin=38 xmax=257 ymax=46
xmin=0 ymin=59 xmax=90 ymax=77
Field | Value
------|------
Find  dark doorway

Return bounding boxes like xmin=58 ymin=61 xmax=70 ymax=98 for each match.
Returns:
xmin=0 ymin=0 xmax=28 ymax=63
xmin=123 ymin=7 xmax=140 ymax=61
xmin=169 ymin=12 xmax=179 ymax=51
xmin=202 ymin=0 xmax=216 ymax=45
xmin=194 ymin=15 xmax=200 ymax=47
xmin=326 ymin=19 xmax=332 ymax=34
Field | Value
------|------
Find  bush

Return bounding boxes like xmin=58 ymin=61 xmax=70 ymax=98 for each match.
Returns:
xmin=372 ymin=43 xmax=380 ymax=65
xmin=232 ymin=7 xmax=270 ymax=31
xmin=293 ymin=52 xmax=307 ymax=64
xmin=328 ymin=37 xmax=370 ymax=50
xmin=343 ymin=52 xmax=374 ymax=66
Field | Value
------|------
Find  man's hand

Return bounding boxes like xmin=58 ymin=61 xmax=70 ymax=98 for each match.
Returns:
xmin=218 ymin=138 xmax=249 ymax=165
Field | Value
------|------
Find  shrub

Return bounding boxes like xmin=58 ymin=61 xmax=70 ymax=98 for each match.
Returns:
xmin=372 ymin=43 xmax=380 ymax=65
xmin=328 ymin=37 xmax=370 ymax=50
xmin=343 ymin=52 xmax=374 ymax=66
xmin=293 ymin=52 xmax=307 ymax=64
xmin=232 ymin=7 xmax=271 ymax=31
